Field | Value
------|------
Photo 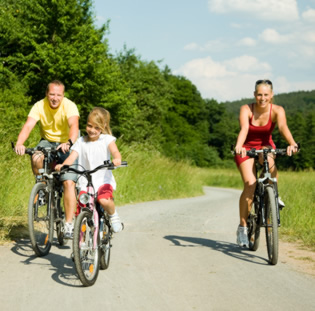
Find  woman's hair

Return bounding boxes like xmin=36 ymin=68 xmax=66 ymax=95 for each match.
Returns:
xmin=87 ymin=107 xmax=112 ymax=135
xmin=255 ymin=79 xmax=273 ymax=91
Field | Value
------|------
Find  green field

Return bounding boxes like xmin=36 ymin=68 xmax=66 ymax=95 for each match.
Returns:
xmin=1 ymin=144 xmax=314 ymax=249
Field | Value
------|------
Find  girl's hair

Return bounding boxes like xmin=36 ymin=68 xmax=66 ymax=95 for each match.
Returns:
xmin=87 ymin=107 xmax=112 ymax=135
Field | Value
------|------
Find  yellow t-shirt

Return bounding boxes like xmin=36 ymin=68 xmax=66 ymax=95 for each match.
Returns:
xmin=28 ymin=97 xmax=80 ymax=143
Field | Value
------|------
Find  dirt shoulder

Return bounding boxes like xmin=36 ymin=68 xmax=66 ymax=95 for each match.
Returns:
xmin=280 ymin=240 xmax=315 ymax=278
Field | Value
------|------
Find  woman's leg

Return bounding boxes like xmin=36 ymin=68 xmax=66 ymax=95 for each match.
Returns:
xmin=238 ymin=158 xmax=256 ymax=227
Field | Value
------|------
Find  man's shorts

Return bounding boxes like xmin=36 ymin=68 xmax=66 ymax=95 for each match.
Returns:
xmin=36 ymin=139 xmax=78 ymax=182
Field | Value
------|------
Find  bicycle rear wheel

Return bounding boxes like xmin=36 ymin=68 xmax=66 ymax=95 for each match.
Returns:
xmin=248 ymin=201 xmax=260 ymax=251
xmin=73 ymin=210 xmax=100 ymax=286
xmin=264 ymin=186 xmax=279 ymax=265
xmin=28 ymin=183 xmax=54 ymax=257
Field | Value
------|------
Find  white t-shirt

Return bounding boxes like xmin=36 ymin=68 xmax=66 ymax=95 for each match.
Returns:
xmin=71 ymin=134 xmax=117 ymax=191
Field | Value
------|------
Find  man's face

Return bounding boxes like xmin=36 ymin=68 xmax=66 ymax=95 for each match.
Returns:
xmin=46 ymin=84 xmax=64 ymax=109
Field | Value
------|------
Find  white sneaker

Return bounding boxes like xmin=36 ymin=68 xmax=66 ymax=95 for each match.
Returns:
xmin=278 ymin=197 xmax=285 ymax=209
xmin=64 ymin=222 xmax=74 ymax=239
xmin=236 ymin=225 xmax=249 ymax=248
xmin=109 ymin=212 xmax=123 ymax=233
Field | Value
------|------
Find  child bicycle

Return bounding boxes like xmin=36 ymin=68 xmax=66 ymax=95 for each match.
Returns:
xmin=233 ymin=144 xmax=299 ymax=265
xmin=12 ymin=143 xmax=68 ymax=257
xmin=60 ymin=160 xmax=127 ymax=287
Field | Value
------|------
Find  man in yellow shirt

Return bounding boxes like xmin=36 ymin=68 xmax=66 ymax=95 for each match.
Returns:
xmin=15 ymin=80 xmax=80 ymax=238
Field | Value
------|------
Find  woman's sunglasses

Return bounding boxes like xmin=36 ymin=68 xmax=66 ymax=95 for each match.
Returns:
xmin=256 ymin=79 xmax=272 ymax=86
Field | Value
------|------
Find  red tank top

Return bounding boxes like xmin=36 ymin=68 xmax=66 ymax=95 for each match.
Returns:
xmin=244 ymin=103 xmax=276 ymax=149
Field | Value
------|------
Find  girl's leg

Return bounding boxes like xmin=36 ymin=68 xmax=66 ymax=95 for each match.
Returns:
xmin=98 ymin=184 xmax=122 ymax=233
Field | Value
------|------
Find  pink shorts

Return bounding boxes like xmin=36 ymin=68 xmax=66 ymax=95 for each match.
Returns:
xmin=76 ymin=184 xmax=114 ymax=215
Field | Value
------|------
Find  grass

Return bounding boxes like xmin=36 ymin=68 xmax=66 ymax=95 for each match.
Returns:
xmin=1 ymin=140 xmax=314 ymax=249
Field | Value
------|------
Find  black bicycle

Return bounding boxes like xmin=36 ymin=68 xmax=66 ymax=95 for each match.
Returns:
xmin=61 ymin=160 xmax=127 ymax=287
xmin=234 ymin=145 xmax=299 ymax=265
xmin=12 ymin=143 xmax=67 ymax=256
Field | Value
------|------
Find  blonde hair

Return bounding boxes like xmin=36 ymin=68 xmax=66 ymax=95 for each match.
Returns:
xmin=87 ymin=107 xmax=112 ymax=135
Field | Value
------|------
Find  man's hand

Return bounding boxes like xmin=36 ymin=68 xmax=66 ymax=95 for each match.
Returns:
xmin=15 ymin=144 xmax=26 ymax=156
xmin=57 ymin=142 xmax=71 ymax=153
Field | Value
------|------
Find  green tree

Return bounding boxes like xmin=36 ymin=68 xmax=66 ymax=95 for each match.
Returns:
xmin=0 ymin=0 xmax=131 ymax=136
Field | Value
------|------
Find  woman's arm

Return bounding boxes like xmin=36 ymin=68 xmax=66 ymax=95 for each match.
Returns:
xmin=275 ymin=106 xmax=298 ymax=155
xmin=235 ymin=105 xmax=250 ymax=157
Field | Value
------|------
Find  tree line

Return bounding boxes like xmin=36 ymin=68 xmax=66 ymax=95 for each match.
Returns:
xmin=1 ymin=0 xmax=314 ymax=169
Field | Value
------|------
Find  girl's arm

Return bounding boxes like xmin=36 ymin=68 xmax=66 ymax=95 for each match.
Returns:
xmin=275 ymin=106 xmax=298 ymax=156
xmin=235 ymin=105 xmax=250 ymax=157
xmin=108 ymin=141 xmax=121 ymax=166
xmin=55 ymin=150 xmax=79 ymax=171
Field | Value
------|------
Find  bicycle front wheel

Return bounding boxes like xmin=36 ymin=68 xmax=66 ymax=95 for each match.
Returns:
xmin=264 ymin=186 xmax=279 ymax=265
xmin=100 ymin=222 xmax=111 ymax=270
xmin=248 ymin=202 xmax=260 ymax=251
xmin=73 ymin=210 xmax=100 ymax=286
xmin=28 ymin=183 xmax=54 ymax=257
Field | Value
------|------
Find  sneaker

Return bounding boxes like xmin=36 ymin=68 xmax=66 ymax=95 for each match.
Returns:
xmin=236 ymin=225 xmax=249 ymax=248
xmin=64 ymin=222 xmax=74 ymax=239
xmin=109 ymin=212 xmax=123 ymax=233
xmin=278 ymin=197 xmax=285 ymax=209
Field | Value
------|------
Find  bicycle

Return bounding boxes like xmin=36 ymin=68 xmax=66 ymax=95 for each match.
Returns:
xmin=60 ymin=160 xmax=127 ymax=287
xmin=12 ymin=142 xmax=68 ymax=257
xmin=232 ymin=144 xmax=299 ymax=265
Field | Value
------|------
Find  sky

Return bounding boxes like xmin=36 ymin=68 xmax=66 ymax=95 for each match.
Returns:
xmin=93 ymin=0 xmax=315 ymax=102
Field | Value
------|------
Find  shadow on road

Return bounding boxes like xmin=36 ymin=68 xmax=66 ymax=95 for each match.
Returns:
xmin=10 ymin=239 xmax=83 ymax=287
xmin=164 ymin=235 xmax=269 ymax=265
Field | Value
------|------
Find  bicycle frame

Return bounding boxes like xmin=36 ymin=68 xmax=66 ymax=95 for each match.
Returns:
xmin=253 ymin=149 xmax=280 ymax=227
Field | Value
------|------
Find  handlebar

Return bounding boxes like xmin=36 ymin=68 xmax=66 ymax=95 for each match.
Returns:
xmin=231 ymin=143 xmax=300 ymax=158
xmin=60 ymin=160 xmax=128 ymax=176
xmin=11 ymin=142 xmax=59 ymax=156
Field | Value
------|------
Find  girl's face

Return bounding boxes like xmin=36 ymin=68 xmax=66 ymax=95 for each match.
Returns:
xmin=86 ymin=121 xmax=102 ymax=141
xmin=254 ymin=84 xmax=273 ymax=109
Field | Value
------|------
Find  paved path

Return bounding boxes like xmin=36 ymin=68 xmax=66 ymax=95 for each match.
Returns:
xmin=1 ymin=187 xmax=314 ymax=311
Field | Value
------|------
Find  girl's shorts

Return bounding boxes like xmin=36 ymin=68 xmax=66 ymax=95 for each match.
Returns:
xmin=76 ymin=184 xmax=114 ymax=215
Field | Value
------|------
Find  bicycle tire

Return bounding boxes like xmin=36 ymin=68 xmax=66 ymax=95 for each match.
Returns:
xmin=248 ymin=202 xmax=260 ymax=251
xmin=73 ymin=210 xmax=100 ymax=286
xmin=264 ymin=186 xmax=279 ymax=265
xmin=100 ymin=223 xmax=111 ymax=270
xmin=28 ymin=183 xmax=54 ymax=257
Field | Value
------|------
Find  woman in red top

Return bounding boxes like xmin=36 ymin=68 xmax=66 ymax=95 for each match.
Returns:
xmin=234 ymin=79 xmax=298 ymax=248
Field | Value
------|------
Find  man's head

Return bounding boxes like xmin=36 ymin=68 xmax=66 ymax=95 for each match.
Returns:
xmin=46 ymin=80 xmax=65 ymax=109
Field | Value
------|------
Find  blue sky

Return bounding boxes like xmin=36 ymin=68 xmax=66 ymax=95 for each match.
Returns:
xmin=93 ymin=0 xmax=315 ymax=102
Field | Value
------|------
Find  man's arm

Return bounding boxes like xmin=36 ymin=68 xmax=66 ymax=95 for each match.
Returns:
xmin=57 ymin=115 xmax=79 ymax=153
xmin=15 ymin=117 xmax=37 ymax=155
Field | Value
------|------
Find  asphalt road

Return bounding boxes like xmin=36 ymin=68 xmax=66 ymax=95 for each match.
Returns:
xmin=1 ymin=187 xmax=314 ymax=311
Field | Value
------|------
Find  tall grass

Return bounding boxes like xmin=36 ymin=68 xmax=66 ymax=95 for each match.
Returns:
xmin=1 ymin=139 xmax=314 ymax=249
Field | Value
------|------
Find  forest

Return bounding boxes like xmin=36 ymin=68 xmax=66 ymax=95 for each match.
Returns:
xmin=1 ymin=0 xmax=314 ymax=170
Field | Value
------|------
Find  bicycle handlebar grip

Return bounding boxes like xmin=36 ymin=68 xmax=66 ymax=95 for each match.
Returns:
xmin=25 ymin=149 xmax=33 ymax=155
xmin=121 ymin=161 xmax=128 ymax=166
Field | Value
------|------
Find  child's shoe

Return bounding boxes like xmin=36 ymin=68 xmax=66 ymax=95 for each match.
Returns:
xmin=109 ymin=212 xmax=123 ymax=233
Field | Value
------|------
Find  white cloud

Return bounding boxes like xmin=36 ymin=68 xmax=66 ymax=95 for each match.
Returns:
xmin=224 ymin=55 xmax=271 ymax=72
xmin=208 ymin=0 xmax=299 ymax=22
xmin=184 ymin=42 xmax=200 ymax=51
xmin=259 ymin=28 xmax=291 ymax=44
xmin=184 ymin=40 xmax=227 ymax=52
xmin=302 ymin=8 xmax=315 ymax=22
xmin=174 ymin=55 xmax=272 ymax=101
xmin=238 ymin=37 xmax=256 ymax=47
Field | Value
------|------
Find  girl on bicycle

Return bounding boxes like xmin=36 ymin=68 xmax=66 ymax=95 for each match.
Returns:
xmin=234 ymin=79 xmax=298 ymax=248
xmin=55 ymin=107 xmax=123 ymax=234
